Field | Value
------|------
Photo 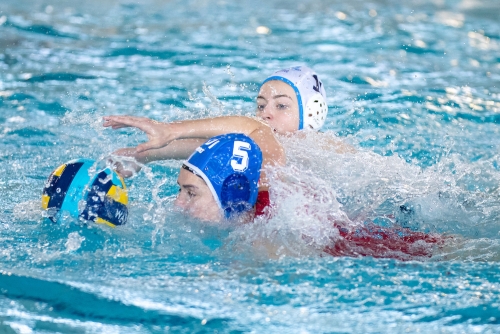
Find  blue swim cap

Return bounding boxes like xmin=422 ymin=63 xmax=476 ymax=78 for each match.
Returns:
xmin=262 ymin=66 xmax=328 ymax=131
xmin=183 ymin=134 xmax=263 ymax=218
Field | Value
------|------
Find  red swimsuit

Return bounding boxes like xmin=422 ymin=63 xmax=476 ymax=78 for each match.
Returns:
xmin=255 ymin=190 xmax=271 ymax=217
xmin=254 ymin=190 xmax=444 ymax=260
xmin=323 ymin=223 xmax=444 ymax=260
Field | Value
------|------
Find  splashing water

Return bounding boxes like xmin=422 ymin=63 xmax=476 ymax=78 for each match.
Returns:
xmin=1 ymin=0 xmax=500 ymax=332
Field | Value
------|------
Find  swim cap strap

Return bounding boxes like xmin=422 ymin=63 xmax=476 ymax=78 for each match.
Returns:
xmin=183 ymin=160 xmax=223 ymax=210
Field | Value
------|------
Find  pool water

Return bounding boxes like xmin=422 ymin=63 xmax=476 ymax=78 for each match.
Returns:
xmin=1 ymin=0 xmax=500 ymax=332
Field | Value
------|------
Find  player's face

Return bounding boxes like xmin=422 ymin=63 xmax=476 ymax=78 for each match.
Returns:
xmin=175 ymin=168 xmax=222 ymax=222
xmin=256 ymin=80 xmax=299 ymax=134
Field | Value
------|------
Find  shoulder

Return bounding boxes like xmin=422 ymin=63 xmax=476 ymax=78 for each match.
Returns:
xmin=297 ymin=131 xmax=357 ymax=154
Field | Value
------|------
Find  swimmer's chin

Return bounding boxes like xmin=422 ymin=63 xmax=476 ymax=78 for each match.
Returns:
xmin=174 ymin=207 xmax=222 ymax=224
xmin=174 ymin=207 xmax=253 ymax=225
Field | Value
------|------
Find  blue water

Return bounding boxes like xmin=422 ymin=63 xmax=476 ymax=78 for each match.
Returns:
xmin=1 ymin=0 xmax=500 ymax=332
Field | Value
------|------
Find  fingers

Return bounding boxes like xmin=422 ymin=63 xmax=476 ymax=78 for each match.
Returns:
xmin=103 ymin=116 xmax=133 ymax=129
xmin=113 ymin=147 xmax=137 ymax=157
xmin=112 ymin=160 xmax=141 ymax=179
xmin=106 ymin=152 xmax=142 ymax=178
xmin=103 ymin=115 xmax=174 ymax=153
xmin=103 ymin=115 xmax=159 ymax=134
xmin=103 ymin=116 xmax=148 ymax=129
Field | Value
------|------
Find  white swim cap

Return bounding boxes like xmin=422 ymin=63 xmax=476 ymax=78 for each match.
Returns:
xmin=262 ymin=66 xmax=327 ymax=131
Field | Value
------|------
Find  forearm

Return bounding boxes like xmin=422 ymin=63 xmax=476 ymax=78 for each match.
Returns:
xmin=103 ymin=115 xmax=269 ymax=153
xmin=110 ymin=139 xmax=205 ymax=178
xmin=173 ymin=116 xmax=265 ymax=140
xmin=133 ymin=138 xmax=205 ymax=162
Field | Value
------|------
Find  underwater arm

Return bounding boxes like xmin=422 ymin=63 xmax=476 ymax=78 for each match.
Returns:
xmin=294 ymin=131 xmax=357 ymax=154
xmin=324 ymin=136 xmax=357 ymax=154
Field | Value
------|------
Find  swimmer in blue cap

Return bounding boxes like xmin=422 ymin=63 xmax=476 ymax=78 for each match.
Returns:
xmin=102 ymin=67 xmax=447 ymax=257
xmin=105 ymin=108 xmax=285 ymax=220
xmin=175 ymin=133 xmax=263 ymax=222
xmin=103 ymin=65 xmax=352 ymax=177
xmin=174 ymin=134 xmax=446 ymax=258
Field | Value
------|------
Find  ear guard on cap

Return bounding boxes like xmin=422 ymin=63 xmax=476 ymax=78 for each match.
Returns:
xmin=304 ymin=93 xmax=328 ymax=130
xmin=221 ymin=174 xmax=253 ymax=217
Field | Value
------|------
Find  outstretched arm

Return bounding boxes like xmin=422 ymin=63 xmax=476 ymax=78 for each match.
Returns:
xmin=116 ymin=138 xmax=206 ymax=163
xmin=109 ymin=138 xmax=205 ymax=178
xmin=103 ymin=115 xmax=285 ymax=182
xmin=103 ymin=115 xmax=268 ymax=153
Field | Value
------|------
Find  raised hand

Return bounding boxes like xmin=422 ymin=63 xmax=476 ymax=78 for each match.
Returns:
xmin=103 ymin=115 xmax=178 ymax=152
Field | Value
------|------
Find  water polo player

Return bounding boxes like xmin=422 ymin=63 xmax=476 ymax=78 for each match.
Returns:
xmin=175 ymin=135 xmax=445 ymax=258
xmin=258 ymin=66 xmax=328 ymax=132
xmin=175 ymin=133 xmax=266 ymax=222
xmin=102 ymin=66 xmax=448 ymax=259
xmin=102 ymin=65 xmax=353 ymax=176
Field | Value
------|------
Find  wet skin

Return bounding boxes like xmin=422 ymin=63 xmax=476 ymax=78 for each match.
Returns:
xmin=174 ymin=168 xmax=222 ymax=222
xmin=256 ymin=80 xmax=300 ymax=134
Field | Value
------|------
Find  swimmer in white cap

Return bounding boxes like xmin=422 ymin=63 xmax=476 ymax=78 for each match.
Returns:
xmin=103 ymin=69 xmax=449 ymax=258
xmin=259 ymin=66 xmax=328 ymax=132
xmin=105 ymin=103 xmax=286 ymax=219
xmin=103 ymin=65 xmax=353 ymax=177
